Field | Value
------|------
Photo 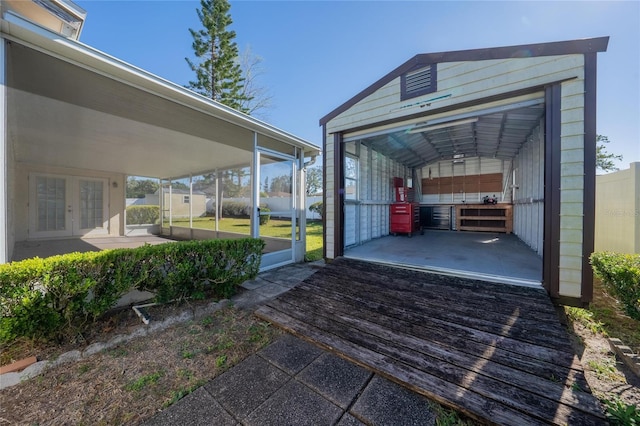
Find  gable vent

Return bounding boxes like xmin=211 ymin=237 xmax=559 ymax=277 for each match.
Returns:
xmin=401 ymin=64 xmax=437 ymax=100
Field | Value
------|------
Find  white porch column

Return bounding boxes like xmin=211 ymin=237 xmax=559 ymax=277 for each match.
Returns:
xmin=251 ymin=132 xmax=260 ymax=238
xmin=0 ymin=38 xmax=8 ymax=263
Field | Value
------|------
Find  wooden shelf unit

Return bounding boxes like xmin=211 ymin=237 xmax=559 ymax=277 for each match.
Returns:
xmin=455 ymin=204 xmax=513 ymax=233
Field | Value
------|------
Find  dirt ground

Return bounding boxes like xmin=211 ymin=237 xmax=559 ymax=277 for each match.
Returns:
xmin=567 ymin=318 xmax=640 ymax=410
xmin=0 ymin=302 xmax=282 ymax=425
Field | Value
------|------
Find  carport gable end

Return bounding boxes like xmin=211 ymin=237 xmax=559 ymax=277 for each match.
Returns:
xmin=320 ymin=37 xmax=609 ymax=305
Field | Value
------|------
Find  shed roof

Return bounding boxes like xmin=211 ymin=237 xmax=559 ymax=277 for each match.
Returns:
xmin=320 ymin=37 xmax=609 ymax=126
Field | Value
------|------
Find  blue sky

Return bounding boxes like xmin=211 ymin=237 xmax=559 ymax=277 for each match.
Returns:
xmin=76 ymin=1 xmax=639 ymax=169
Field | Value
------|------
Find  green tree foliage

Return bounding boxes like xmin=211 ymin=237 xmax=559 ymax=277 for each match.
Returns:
xmin=596 ymin=135 xmax=623 ymax=172
xmin=306 ymin=166 xmax=323 ymax=195
xmin=126 ymin=177 xmax=159 ymax=198
xmin=269 ymin=174 xmax=292 ymax=194
xmin=186 ymin=0 xmax=251 ymax=112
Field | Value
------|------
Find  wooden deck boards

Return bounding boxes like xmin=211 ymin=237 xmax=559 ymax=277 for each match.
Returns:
xmin=255 ymin=258 xmax=606 ymax=426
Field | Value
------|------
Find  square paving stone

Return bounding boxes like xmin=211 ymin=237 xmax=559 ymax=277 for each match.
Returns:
xmin=245 ymin=379 xmax=343 ymax=426
xmin=258 ymin=334 xmax=323 ymax=375
xmin=204 ymin=355 xmax=290 ymax=419
xmin=350 ymin=376 xmax=436 ymax=426
xmin=254 ymin=283 xmax=291 ymax=299
xmin=297 ymin=352 xmax=373 ymax=408
xmin=336 ymin=413 xmax=367 ymax=426
xmin=143 ymin=387 xmax=237 ymax=426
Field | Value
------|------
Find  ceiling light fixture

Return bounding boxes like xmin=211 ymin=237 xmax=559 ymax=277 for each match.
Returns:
xmin=407 ymin=117 xmax=479 ymax=134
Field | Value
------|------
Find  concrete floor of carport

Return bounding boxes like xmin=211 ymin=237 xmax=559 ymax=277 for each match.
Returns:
xmin=345 ymin=229 xmax=542 ymax=286
xmin=11 ymin=235 xmax=173 ymax=261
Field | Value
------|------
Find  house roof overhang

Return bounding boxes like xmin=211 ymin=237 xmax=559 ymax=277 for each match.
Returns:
xmin=2 ymin=11 xmax=320 ymax=179
xmin=319 ymin=36 xmax=610 ymax=126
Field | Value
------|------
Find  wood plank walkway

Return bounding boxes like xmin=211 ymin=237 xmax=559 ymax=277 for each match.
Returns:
xmin=255 ymin=258 xmax=607 ymax=425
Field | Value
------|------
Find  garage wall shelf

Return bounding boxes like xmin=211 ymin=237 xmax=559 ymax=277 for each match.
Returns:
xmin=455 ymin=204 xmax=513 ymax=233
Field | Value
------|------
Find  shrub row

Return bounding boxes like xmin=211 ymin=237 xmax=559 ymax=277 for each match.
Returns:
xmin=220 ymin=202 xmax=270 ymax=224
xmin=590 ymin=251 xmax=640 ymax=320
xmin=126 ymin=205 xmax=160 ymax=225
xmin=0 ymin=238 xmax=265 ymax=343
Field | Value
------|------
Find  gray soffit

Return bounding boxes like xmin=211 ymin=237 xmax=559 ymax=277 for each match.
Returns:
xmin=355 ymin=103 xmax=545 ymax=169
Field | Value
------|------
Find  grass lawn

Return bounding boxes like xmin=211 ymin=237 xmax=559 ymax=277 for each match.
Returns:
xmin=170 ymin=217 xmax=324 ymax=262
xmin=566 ymin=278 xmax=640 ymax=353
xmin=304 ymin=220 xmax=323 ymax=261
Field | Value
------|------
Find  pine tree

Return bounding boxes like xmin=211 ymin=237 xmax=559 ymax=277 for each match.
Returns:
xmin=186 ymin=0 xmax=251 ymax=112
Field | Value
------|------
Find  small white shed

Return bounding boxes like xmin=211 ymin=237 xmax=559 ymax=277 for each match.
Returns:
xmin=320 ymin=37 xmax=609 ymax=305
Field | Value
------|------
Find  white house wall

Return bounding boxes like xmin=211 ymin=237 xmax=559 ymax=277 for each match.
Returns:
xmin=12 ymin=163 xmax=125 ymax=242
xmin=513 ymin=122 xmax=544 ymax=256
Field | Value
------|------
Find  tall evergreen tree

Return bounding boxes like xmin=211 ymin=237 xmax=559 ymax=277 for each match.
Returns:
xmin=186 ymin=0 xmax=251 ymax=112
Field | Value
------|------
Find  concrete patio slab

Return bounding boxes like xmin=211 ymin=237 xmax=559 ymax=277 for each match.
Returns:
xmin=297 ymin=352 xmax=373 ymax=409
xmin=204 ymin=355 xmax=289 ymax=420
xmin=258 ymin=333 xmax=324 ymax=375
xmin=143 ymin=387 xmax=238 ymax=426
xmin=244 ymin=379 xmax=343 ymax=426
xmin=350 ymin=376 xmax=437 ymax=426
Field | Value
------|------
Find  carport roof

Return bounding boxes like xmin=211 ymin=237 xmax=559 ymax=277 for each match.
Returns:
xmin=320 ymin=37 xmax=609 ymax=126
xmin=2 ymin=11 xmax=320 ymax=179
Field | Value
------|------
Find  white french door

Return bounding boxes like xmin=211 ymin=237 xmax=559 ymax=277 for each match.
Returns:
xmin=30 ymin=174 xmax=109 ymax=238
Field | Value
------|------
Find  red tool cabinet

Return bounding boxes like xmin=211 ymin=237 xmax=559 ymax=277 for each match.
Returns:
xmin=390 ymin=202 xmax=421 ymax=236
xmin=390 ymin=177 xmax=422 ymax=236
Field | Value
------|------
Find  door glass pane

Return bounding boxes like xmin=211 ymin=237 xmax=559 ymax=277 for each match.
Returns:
xmin=220 ymin=166 xmax=251 ymax=236
xmin=36 ymin=176 xmax=66 ymax=231
xmin=260 ymin=154 xmax=293 ymax=253
xmin=79 ymin=180 xmax=104 ymax=229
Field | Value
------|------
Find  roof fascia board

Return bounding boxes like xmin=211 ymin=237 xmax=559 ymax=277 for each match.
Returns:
xmin=2 ymin=12 xmax=319 ymax=154
xmin=320 ymin=36 xmax=609 ymax=126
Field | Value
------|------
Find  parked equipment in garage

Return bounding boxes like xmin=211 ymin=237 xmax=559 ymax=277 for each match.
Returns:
xmin=390 ymin=178 xmax=422 ymax=237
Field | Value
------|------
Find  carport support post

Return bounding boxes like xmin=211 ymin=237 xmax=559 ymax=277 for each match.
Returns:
xmin=0 ymin=38 xmax=8 ymax=263
xmin=251 ymin=132 xmax=260 ymax=238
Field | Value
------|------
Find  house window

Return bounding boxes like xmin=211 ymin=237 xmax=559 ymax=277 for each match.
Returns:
xmin=345 ymin=155 xmax=358 ymax=200
xmin=401 ymin=64 xmax=437 ymax=101
xmin=183 ymin=195 xmax=190 ymax=204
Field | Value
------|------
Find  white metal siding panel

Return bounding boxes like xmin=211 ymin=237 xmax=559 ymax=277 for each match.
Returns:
xmin=326 ymin=55 xmax=583 ymax=134
xmin=513 ymin=122 xmax=544 ymax=256
xmin=345 ymin=204 xmax=357 ymax=246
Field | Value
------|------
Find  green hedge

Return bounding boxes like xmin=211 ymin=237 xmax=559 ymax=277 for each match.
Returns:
xmin=126 ymin=205 xmax=160 ymax=225
xmin=0 ymin=238 xmax=264 ymax=343
xmin=221 ymin=201 xmax=250 ymax=217
xmin=590 ymin=251 xmax=640 ymax=320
